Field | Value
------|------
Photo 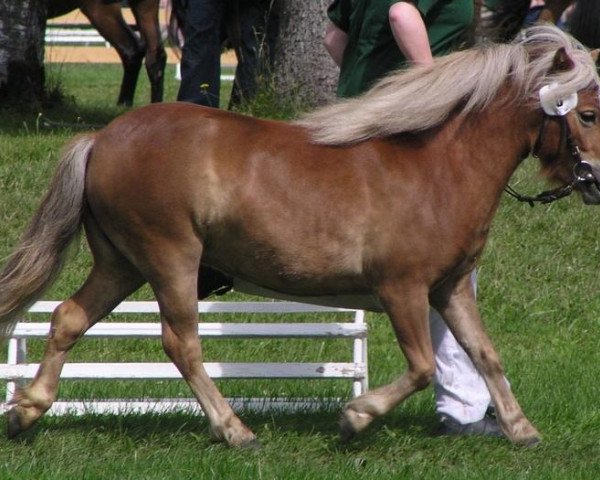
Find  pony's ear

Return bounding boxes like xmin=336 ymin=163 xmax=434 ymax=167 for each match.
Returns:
xmin=590 ymin=49 xmax=600 ymax=65
xmin=550 ymin=47 xmax=575 ymax=73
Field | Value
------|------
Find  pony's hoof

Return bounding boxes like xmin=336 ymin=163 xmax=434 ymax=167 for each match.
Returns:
xmin=521 ymin=436 xmax=542 ymax=448
xmin=339 ymin=407 xmax=374 ymax=443
xmin=240 ymin=438 xmax=261 ymax=450
xmin=6 ymin=409 xmax=24 ymax=439
xmin=339 ymin=416 xmax=357 ymax=443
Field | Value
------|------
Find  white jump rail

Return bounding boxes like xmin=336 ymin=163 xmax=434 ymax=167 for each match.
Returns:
xmin=45 ymin=25 xmax=110 ymax=47
xmin=0 ymin=301 xmax=367 ymax=415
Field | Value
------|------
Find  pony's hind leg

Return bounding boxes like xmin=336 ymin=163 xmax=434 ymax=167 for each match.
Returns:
xmin=6 ymin=222 xmax=145 ymax=438
xmin=340 ymin=282 xmax=435 ymax=441
xmin=147 ymin=245 xmax=257 ymax=448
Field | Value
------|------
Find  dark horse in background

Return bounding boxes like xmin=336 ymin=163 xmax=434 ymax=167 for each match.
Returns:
xmin=486 ymin=0 xmax=600 ymax=48
xmin=46 ymin=0 xmax=277 ymax=108
xmin=47 ymin=0 xmax=167 ymax=106
xmin=568 ymin=0 xmax=600 ymax=49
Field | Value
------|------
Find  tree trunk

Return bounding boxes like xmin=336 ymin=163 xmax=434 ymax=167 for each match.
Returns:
xmin=0 ymin=0 xmax=47 ymax=105
xmin=272 ymin=0 xmax=338 ymax=107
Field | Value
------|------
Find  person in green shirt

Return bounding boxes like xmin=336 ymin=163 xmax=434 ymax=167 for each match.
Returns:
xmin=324 ymin=0 xmax=503 ymax=437
xmin=325 ymin=0 xmax=473 ymax=97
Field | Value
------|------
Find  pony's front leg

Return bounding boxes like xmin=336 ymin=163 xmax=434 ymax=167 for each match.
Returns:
xmin=341 ymin=283 xmax=435 ymax=441
xmin=430 ymin=273 xmax=541 ymax=446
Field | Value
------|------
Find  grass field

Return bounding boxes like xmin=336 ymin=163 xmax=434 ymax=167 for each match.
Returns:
xmin=0 ymin=62 xmax=600 ymax=479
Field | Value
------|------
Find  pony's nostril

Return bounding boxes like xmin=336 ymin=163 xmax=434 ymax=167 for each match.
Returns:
xmin=574 ymin=161 xmax=595 ymax=182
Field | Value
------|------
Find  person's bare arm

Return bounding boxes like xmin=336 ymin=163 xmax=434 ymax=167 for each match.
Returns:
xmin=388 ymin=1 xmax=433 ymax=66
xmin=324 ymin=21 xmax=349 ymax=67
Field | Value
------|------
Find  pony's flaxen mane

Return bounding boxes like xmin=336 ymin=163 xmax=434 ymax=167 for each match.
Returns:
xmin=297 ymin=25 xmax=599 ymax=146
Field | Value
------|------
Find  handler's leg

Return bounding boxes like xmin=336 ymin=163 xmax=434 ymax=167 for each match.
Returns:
xmin=430 ymin=308 xmax=503 ymax=435
xmin=431 ymin=273 xmax=540 ymax=445
xmin=177 ymin=0 xmax=225 ymax=107
xmin=431 ymin=272 xmax=501 ymax=435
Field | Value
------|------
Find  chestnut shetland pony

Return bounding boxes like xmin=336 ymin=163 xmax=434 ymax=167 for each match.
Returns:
xmin=47 ymin=0 xmax=167 ymax=105
xmin=2 ymin=25 xmax=600 ymax=448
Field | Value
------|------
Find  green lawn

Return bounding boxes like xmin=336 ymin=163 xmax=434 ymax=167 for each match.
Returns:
xmin=0 ymin=62 xmax=599 ymax=479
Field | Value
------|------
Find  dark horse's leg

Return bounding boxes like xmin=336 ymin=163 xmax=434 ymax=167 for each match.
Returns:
xmin=129 ymin=0 xmax=167 ymax=103
xmin=80 ymin=0 xmax=145 ymax=106
xmin=6 ymin=217 xmax=145 ymax=437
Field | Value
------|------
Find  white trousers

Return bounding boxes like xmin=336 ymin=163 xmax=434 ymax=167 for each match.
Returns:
xmin=429 ymin=272 xmax=491 ymax=424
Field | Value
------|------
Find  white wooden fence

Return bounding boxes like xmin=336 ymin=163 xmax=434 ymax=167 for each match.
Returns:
xmin=0 ymin=301 xmax=367 ymax=415
xmin=45 ymin=24 xmax=109 ymax=47
xmin=45 ymin=24 xmax=235 ymax=81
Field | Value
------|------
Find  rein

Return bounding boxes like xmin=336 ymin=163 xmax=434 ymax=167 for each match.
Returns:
xmin=504 ymin=89 xmax=595 ymax=207
xmin=503 ymin=182 xmax=574 ymax=207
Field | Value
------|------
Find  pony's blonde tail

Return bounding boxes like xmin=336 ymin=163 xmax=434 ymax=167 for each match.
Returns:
xmin=0 ymin=135 xmax=95 ymax=339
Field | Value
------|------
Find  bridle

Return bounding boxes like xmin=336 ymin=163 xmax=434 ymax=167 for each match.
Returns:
xmin=504 ymin=85 xmax=596 ymax=206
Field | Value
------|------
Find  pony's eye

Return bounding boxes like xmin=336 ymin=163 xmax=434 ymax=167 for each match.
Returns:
xmin=578 ymin=111 xmax=597 ymax=125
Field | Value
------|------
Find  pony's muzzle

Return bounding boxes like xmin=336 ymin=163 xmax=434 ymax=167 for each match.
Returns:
xmin=574 ymin=160 xmax=600 ymax=204
xmin=573 ymin=160 xmax=595 ymax=183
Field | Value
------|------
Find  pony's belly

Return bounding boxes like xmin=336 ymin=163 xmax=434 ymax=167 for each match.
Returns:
xmin=233 ymin=278 xmax=384 ymax=312
xmin=203 ymin=247 xmax=371 ymax=298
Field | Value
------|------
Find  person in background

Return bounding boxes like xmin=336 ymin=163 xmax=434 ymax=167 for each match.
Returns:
xmin=227 ymin=1 xmax=279 ymax=108
xmin=176 ymin=0 xmax=278 ymax=108
xmin=324 ymin=0 xmax=503 ymax=437
xmin=525 ymin=0 xmax=546 ymax=25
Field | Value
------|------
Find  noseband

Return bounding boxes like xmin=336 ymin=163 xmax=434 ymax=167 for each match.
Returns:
xmin=504 ymin=86 xmax=595 ymax=207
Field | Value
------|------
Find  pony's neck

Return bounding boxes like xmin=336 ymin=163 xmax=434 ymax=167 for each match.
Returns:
xmin=456 ymin=96 xmax=536 ymax=188
xmin=421 ymin=94 xmax=539 ymax=224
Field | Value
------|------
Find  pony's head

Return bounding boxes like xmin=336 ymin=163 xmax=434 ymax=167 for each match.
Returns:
xmin=299 ymin=24 xmax=600 ymax=204
xmin=520 ymin=27 xmax=600 ymax=204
